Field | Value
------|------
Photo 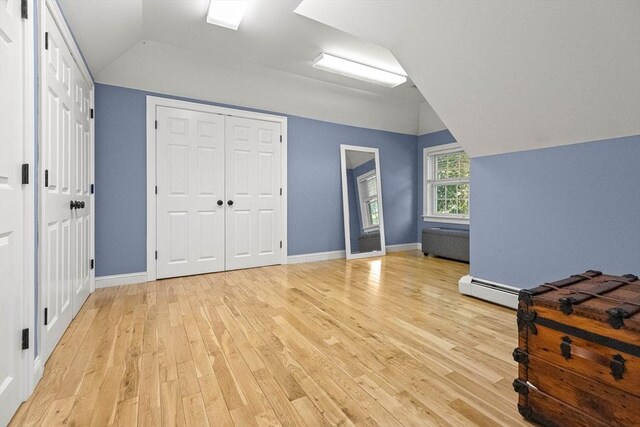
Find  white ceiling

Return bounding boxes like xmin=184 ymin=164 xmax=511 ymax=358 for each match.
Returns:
xmin=344 ymin=150 xmax=375 ymax=169
xmin=296 ymin=0 xmax=640 ymax=157
xmin=58 ymin=0 xmax=423 ymax=102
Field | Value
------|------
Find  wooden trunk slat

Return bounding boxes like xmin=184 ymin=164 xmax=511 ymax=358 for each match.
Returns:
xmin=519 ymin=387 xmax=610 ymax=427
xmin=524 ymin=354 xmax=640 ymax=426
xmin=527 ymin=324 xmax=640 ymax=397
xmin=533 ymin=305 xmax=640 ymax=344
xmin=527 ymin=274 xmax=640 ymax=332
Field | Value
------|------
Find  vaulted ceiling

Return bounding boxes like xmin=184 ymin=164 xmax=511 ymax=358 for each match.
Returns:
xmin=296 ymin=0 xmax=640 ymax=156
xmin=59 ymin=1 xmax=639 ymax=153
xmin=58 ymin=0 xmax=422 ymax=100
xmin=59 ymin=0 xmax=442 ymax=135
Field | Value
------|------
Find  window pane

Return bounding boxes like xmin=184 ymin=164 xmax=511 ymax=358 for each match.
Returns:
xmin=367 ymin=200 xmax=379 ymax=225
xmin=445 ymin=199 xmax=455 ymax=213
xmin=436 ymin=199 xmax=446 ymax=213
xmin=436 ymin=185 xmax=446 ymax=198
xmin=433 ymin=151 xmax=470 ymax=179
xmin=366 ymin=177 xmax=377 ymax=197
xmin=446 ymin=184 xmax=457 ymax=199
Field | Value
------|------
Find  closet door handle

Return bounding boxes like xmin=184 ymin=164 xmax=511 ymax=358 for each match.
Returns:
xmin=227 ymin=200 xmax=234 ymax=206
xmin=70 ymin=201 xmax=77 ymax=210
xmin=79 ymin=201 xmax=85 ymax=209
xmin=217 ymin=200 xmax=223 ymax=206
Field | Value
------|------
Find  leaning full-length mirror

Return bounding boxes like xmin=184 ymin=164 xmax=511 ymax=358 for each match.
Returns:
xmin=340 ymin=145 xmax=386 ymax=259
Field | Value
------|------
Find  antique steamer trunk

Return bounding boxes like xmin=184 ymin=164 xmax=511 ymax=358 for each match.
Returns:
xmin=513 ymin=271 xmax=640 ymax=427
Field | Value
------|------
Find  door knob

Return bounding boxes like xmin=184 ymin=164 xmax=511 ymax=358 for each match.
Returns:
xmin=79 ymin=201 xmax=85 ymax=209
xmin=217 ymin=200 xmax=223 ymax=206
xmin=70 ymin=201 xmax=76 ymax=210
xmin=227 ymin=200 xmax=234 ymax=206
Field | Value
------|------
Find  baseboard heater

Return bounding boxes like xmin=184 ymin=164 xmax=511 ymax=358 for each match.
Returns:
xmin=458 ymin=275 xmax=520 ymax=309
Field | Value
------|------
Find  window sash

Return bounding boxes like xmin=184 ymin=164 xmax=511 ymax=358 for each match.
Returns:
xmin=357 ymin=171 xmax=380 ymax=230
xmin=423 ymin=145 xmax=470 ymax=222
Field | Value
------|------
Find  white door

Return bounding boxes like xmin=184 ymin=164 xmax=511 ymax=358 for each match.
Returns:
xmin=71 ymin=69 xmax=92 ymax=316
xmin=156 ymin=107 xmax=226 ymax=279
xmin=41 ymin=8 xmax=92 ymax=360
xmin=0 ymin=0 xmax=27 ymax=424
xmin=225 ymin=116 xmax=282 ymax=270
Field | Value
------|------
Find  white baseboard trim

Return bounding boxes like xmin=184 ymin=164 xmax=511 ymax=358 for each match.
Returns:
xmin=29 ymin=356 xmax=43 ymax=395
xmin=287 ymin=243 xmax=422 ymax=265
xmin=287 ymin=250 xmax=346 ymax=264
xmin=95 ymin=272 xmax=148 ymax=288
xmin=386 ymin=242 xmax=421 ymax=252
xmin=458 ymin=275 xmax=519 ymax=309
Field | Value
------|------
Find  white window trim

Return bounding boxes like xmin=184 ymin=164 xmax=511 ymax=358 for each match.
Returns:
xmin=356 ymin=170 xmax=380 ymax=232
xmin=422 ymin=142 xmax=470 ymax=225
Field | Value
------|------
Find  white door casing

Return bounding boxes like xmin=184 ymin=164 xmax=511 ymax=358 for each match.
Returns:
xmin=225 ymin=116 xmax=282 ymax=270
xmin=0 ymin=0 xmax=27 ymax=423
xmin=40 ymin=4 xmax=94 ymax=362
xmin=156 ymin=106 xmax=226 ymax=279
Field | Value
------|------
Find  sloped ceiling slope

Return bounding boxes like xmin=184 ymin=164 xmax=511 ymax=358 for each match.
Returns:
xmin=58 ymin=0 xmax=435 ymax=134
xmin=97 ymin=40 xmax=422 ymax=134
xmin=296 ymin=0 xmax=640 ymax=157
xmin=57 ymin=0 xmax=142 ymax=73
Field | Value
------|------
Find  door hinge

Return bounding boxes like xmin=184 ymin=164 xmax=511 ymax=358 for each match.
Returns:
xmin=90 ymin=259 xmax=94 ymax=270
xmin=279 ymin=188 xmax=282 ymax=196
xmin=280 ymin=241 xmax=283 ymax=249
xmin=44 ymin=169 xmax=49 ymax=187
xmin=90 ymin=184 xmax=95 ymax=194
xmin=155 ymin=251 xmax=158 ymax=260
xmin=22 ymin=328 xmax=29 ymax=350
xmin=45 ymin=32 xmax=49 ymax=50
xmin=155 ymin=120 xmax=158 ymax=129
xmin=22 ymin=163 xmax=29 ymax=184
xmin=21 ymin=0 xmax=28 ymax=19
xmin=44 ymin=308 xmax=48 ymax=326
xmin=155 ymin=186 xmax=158 ymax=194
xmin=90 ymin=108 xmax=94 ymax=119
xmin=280 ymin=135 xmax=282 ymax=143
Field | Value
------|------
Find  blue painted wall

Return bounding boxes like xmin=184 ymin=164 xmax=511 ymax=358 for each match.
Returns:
xmin=416 ymin=130 xmax=469 ymax=242
xmin=471 ymin=135 xmax=640 ymax=288
xmin=95 ymin=83 xmax=418 ymax=276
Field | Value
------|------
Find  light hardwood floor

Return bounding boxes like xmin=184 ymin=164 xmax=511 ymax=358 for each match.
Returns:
xmin=10 ymin=251 xmax=530 ymax=426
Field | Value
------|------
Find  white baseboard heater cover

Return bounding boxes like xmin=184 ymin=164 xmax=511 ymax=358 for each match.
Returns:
xmin=458 ymin=275 xmax=520 ymax=309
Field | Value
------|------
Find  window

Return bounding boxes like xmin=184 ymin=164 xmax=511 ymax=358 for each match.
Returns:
xmin=357 ymin=170 xmax=380 ymax=230
xmin=423 ymin=143 xmax=470 ymax=224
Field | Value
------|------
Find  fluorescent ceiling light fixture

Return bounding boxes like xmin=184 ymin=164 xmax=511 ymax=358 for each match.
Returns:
xmin=312 ymin=53 xmax=407 ymax=88
xmin=207 ymin=0 xmax=248 ymax=30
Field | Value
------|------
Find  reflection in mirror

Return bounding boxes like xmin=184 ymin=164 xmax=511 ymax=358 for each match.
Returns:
xmin=340 ymin=145 xmax=386 ymax=259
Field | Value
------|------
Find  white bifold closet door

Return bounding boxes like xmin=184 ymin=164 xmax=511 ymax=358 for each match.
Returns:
xmin=225 ymin=116 xmax=281 ymax=271
xmin=0 ymin=0 xmax=27 ymax=423
xmin=156 ymin=107 xmax=226 ymax=279
xmin=155 ymin=108 xmax=282 ymax=279
xmin=41 ymin=8 xmax=93 ymax=361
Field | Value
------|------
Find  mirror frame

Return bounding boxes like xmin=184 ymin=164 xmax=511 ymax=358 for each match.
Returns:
xmin=340 ymin=145 xmax=386 ymax=260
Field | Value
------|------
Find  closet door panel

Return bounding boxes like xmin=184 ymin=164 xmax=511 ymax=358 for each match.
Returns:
xmin=156 ymin=107 xmax=225 ymax=279
xmin=225 ymin=116 xmax=281 ymax=270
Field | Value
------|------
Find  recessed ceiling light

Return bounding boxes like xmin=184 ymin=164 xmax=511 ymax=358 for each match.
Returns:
xmin=312 ymin=53 xmax=407 ymax=88
xmin=207 ymin=0 xmax=248 ymax=30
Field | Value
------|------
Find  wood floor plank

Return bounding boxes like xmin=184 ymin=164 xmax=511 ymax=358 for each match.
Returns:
xmin=10 ymin=252 xmax=531 ymax=427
